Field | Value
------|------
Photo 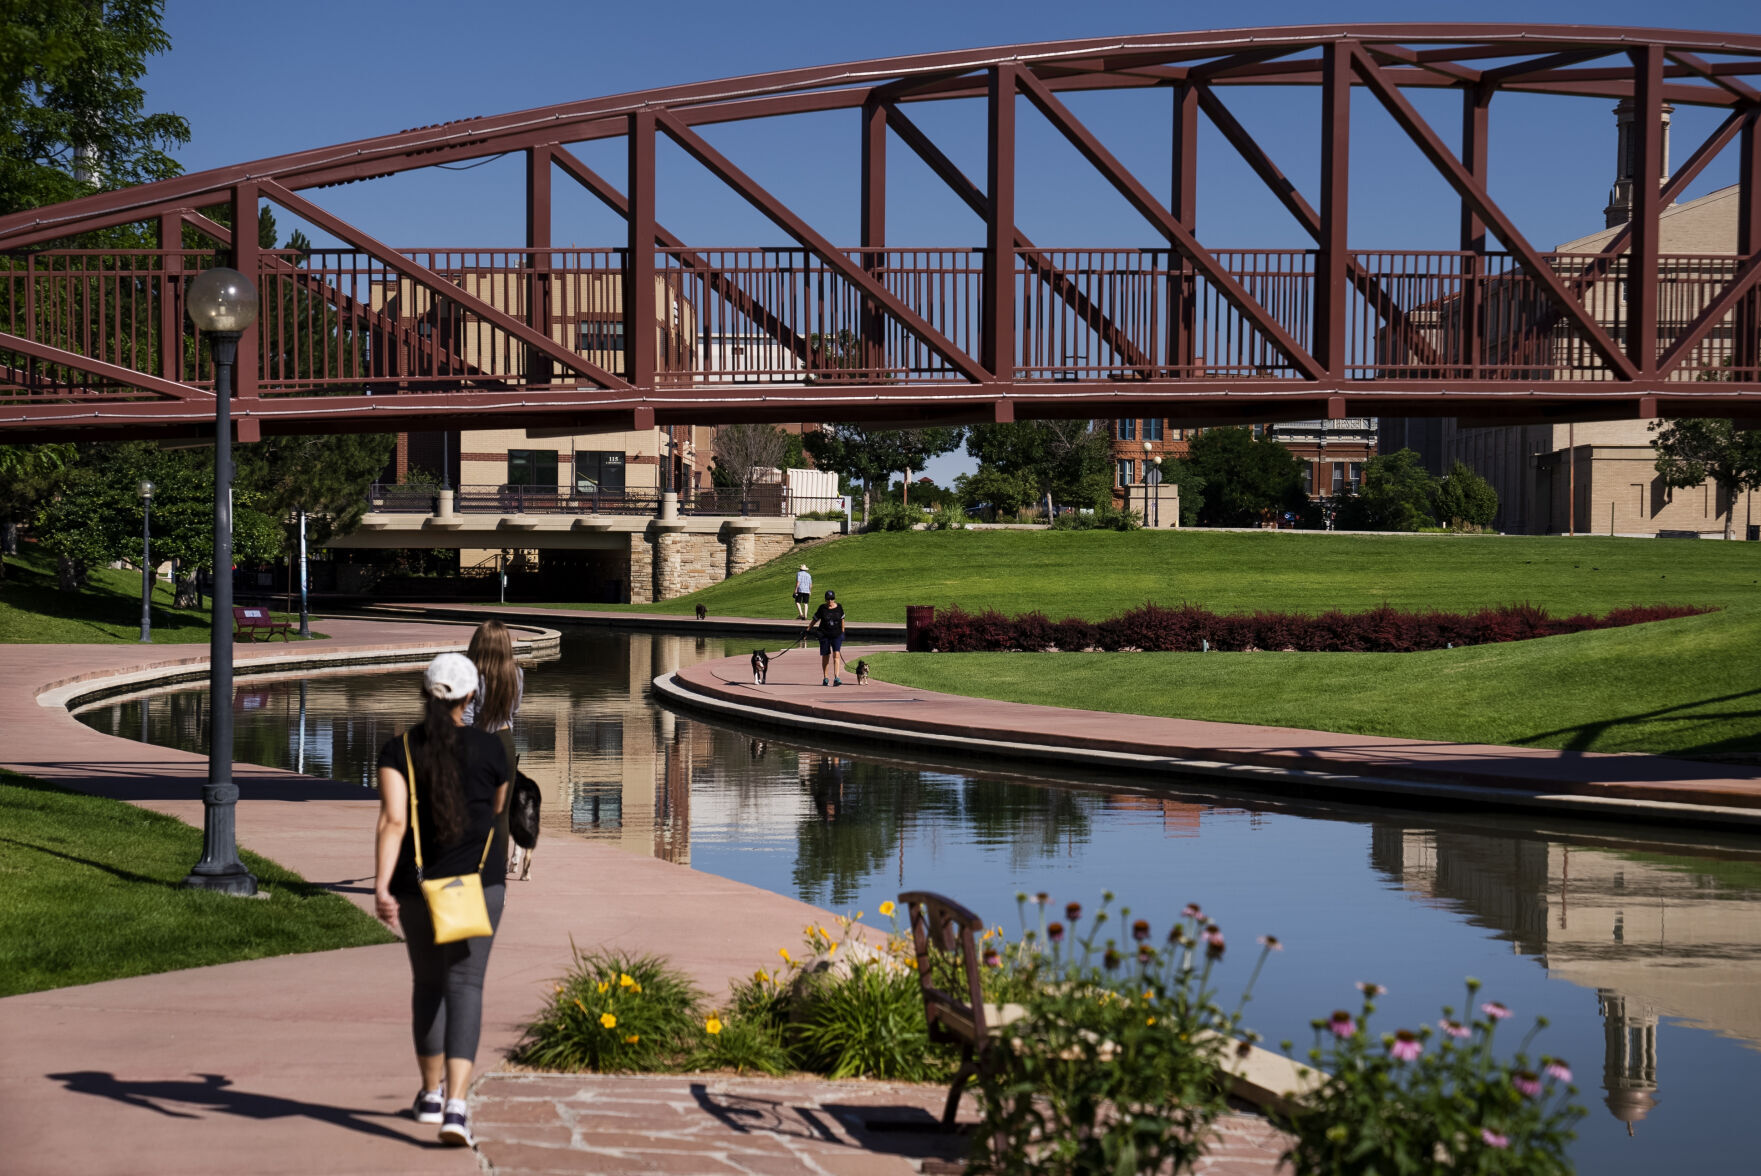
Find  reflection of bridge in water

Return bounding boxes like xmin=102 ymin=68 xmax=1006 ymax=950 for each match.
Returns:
xmin=1371 ymin=825 xmax=1761 ymax=1134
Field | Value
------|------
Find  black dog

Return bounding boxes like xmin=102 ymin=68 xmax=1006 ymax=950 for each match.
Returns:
xmin=507 ymin=770 xmax=541 ymax=881
xmin=695 ymin=603 xmax=707 ymax=620
xmin=751 ymin=649 xmax=770 ymax=684
xmin=852 ymin=658 xmax=870 ymax=685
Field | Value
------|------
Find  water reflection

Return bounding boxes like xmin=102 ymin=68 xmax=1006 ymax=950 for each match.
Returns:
xmin=75 ymin=630 xmax=1761 ymax=1169
xmin=1372 ymin=824 xmax=1761 ymax=1134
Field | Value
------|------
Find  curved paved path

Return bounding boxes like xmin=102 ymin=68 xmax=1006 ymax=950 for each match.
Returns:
xmin=0 ymin=619 xmax=1290 ymax=1176
xmin=661 ymin=646 xmax=1761 ymax=827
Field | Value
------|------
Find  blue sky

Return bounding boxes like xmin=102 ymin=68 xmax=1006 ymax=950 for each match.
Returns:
xmin=143 ymin=0 xmax=1760 ymax=481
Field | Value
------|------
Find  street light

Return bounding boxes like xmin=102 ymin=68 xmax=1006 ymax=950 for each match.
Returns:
xmin=138 ymin=480 xmax=154 ymax=643
xmin=183 ymin=266 xmax=259 ymax=896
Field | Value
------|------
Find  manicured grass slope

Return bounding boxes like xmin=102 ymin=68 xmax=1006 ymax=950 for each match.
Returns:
xmin=0 ymin=547 xmax=306 ymax=644
xmin=0 ymin=771 xmax=394 ymax=996
xmin=585 ymin=528 xmax=1757 ymax=759
xmin=555 ymin=529 xmax=1761 ymax=621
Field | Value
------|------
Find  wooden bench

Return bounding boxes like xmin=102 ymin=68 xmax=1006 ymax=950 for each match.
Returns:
xmin=232 ymin=606 xmax=293 ymax=642
xmin=901 ymin=890 xmax=1325 ymax=1129
xmin=900 ymin=890 xmax=1023 ymax=1127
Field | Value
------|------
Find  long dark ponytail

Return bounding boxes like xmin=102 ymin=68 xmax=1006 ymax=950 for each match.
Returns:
xmin=412 ymin=691 xmax=467 ymax=844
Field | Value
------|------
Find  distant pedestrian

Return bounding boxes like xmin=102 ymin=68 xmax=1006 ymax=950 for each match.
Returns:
xmin=793 ymin=564 xmax=812 ymax=620
xmin=812 ymin=589 xmax=846 ymax=686
xmin=373 ymin=652 xmax=510 ymax=1148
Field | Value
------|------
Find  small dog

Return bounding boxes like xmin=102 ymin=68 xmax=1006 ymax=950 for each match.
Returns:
xmin=852 ymin=659 xmax=870 ymax=685
xmin=695 ymin=603 xmax=708 ymax=620
xmin=507 ymin=770 xmax=541 ymax=881
xmin=751 ymin=648 xmax=770 ymax=685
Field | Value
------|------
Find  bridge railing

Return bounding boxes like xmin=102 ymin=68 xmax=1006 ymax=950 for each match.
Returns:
xmin=6 ymin=245 xmax=1757 ymax=400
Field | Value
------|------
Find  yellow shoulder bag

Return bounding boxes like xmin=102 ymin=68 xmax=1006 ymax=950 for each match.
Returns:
xmin=403 ymin=732 xmax=494 ymax=944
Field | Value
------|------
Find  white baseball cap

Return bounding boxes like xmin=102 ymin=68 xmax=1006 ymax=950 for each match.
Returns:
xmin=424 ymin=652 xmax=478 ymax=701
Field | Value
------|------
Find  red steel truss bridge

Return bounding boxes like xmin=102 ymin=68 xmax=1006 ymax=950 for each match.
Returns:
xmin=2 ymin=23 xmax=1759 ymax=441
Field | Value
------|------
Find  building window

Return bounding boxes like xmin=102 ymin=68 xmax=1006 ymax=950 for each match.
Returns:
xmin=1250 ymin=423 xmax=1266 ymax=439
xmin=574 ymin=451 xmax=626 ymax=495
xmin=508 ymin=449 xmax=558 ymax=487
xmin=1347 ymin=462 xmax=1363 ymax=492
xmin=1331 ymin=463 xmax=1344 ymax=494
xmin=580 ymin=319 xmax=625 ymax=355
xmin=1309 ymin=462 xmax=1321 ymax=495
xmin=1170 ymin=428 xmax=1185 ymax=442
xmin=1117 ymin=419 xmax=1137 ymax=441
xmin=1144 ymin=418 xmax=1164 ymax=441
xmin=1118 ymin=459 xmax=1136 ymax=487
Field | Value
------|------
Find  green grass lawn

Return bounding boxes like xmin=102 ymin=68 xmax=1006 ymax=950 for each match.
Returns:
xmin=539 ymin=528 xmax=1759 ymax=760
xmin=537 ymin=528 xmax=1761 ymax=622
xmin=0 ymin=547 xmax=313 ymax=644
xmin=0 ymin=770 xmax=394 ymax=996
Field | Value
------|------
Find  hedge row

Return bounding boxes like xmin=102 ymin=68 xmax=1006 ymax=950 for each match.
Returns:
xmin=920 ymin=601 xmax=1712 ymax=654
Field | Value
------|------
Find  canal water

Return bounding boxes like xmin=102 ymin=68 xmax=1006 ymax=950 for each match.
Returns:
xmin=78 ymin=630 xmax=1761 ymax=1173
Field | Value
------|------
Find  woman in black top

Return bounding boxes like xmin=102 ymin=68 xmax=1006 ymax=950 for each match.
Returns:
xmin=373 ymin=652 xmax=509 ymax=1148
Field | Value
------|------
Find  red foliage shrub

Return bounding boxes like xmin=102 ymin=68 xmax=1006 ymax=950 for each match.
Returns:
xmin=1050 ymin=617 xmax=1098 ymax=652
xmin=918 ymin=600 xmax=1711 ymax=654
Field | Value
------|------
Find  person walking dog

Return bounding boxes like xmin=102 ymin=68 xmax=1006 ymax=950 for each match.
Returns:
xmin=374 ymin=652 xmax=510 ymax=1148
xmin=793 ymin=564 xmax=812 ymax=620
xmin=811 ymin=589 xmax=847 ymax=686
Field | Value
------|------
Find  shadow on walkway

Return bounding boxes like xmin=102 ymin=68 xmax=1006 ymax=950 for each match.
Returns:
xmin=44 ymin=1071 xmax=434 ymax=1148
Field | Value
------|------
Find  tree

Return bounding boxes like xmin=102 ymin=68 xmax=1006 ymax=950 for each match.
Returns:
xmin=964 ymin=420 xmax=1113 ymax=517
xmin=0 ymin=442 xmax=72 ymax=576
xmin=955 ymin=465 xmax=1038 ymax=519
xmin=1 ymin=0 xmax=188 ymax=218
xmin=1183 ymin=427 xmax=1306 ymax=526
xmin=33 ymin=442 xmax=279 ymax=595
xmin=1650 ymin=418 xmax=1761 ymax=540
xmin=802 ymin=424 xmax=963 ymax=515
xmin=1432 ymin=459 xmax=1499 ymax=530
xmin=1339 ymin=448 xmax=1438 ymax=532
xmin=710 ymin=423 xmax=790 ymax=498
xmin=235 ymin=432 xmax=397 ymax=548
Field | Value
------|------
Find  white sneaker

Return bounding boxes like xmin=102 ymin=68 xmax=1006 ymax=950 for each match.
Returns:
xmin=439 ymin=1100 xmax=474 ymax=1147
xmin=411 ymin=1088 xmax=444 ymax=1125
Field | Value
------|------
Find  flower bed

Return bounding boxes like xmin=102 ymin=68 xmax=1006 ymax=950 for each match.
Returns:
xmin=921 ymin=601 xmax=1712 ymax=654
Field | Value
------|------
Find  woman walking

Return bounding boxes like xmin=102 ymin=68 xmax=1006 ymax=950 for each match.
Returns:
xmin=464 ymin=620 xmax=522 ymax=873
xmin=374 ymin=652 xmax=510 ymax=1147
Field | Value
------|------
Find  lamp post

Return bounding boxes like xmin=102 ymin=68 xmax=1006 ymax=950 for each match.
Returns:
xmin=138 ymin=480 xmax=154 ymax=643
xmin=183 ymin=266 xmax=259 ymax=896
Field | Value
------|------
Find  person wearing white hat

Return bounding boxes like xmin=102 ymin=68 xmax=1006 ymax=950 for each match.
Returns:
xmin=793 ymin=564 xmax=812 ymax=620
xmin=372 ymin=651 xmax=510 ymax=1148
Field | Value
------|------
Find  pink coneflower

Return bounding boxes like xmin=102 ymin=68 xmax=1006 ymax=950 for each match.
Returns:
xmin=1481 ymin=1001 xmax=1511 ymax=1021
xmin=1356 ymin=981 xmax=1387 ymax=998
xmin=1544 ymin=1060 xmax=1573 ymax=1083
xmin=1132 ymin=919 xmax=1151 ymax=942
xmin=1480 ymin=1129 xmax=1509 ymax=1149
xmin=1137 ymin=944 xmax=1154 ymax=965
xmin=1512 ymin=1071 xmax=1542 ymax=1098
xmin=1204 ymin=927 xmax=1226 ymax=960
xmin=1066 ymin=902 xmax=1083 ymax=922
xmin=1168 ymin=924 xmax=1187 ymax=945
xmin=1183 ymin=902 xmax=1204 ymax=920
xmin=1047 ymin=921 xmax=1065 ymax=943
xmin=1389 ymin=1029 xmax=1422 ymax=1062
xmin=1103 ymin=947 xmax=1122 ymax=971
xmin=982 ymin=948 xmax=1001 ymax=968
xmin=1328 ymin=1011 xmax=1357 ymax=1038
xmin=1439 ymin=1019 xmax=1471 ymax=1039
xmin=1257 ymin=935 xmax=1282 ymax=951
xmin=1035 ymin=892 xmax=1049 ymax=906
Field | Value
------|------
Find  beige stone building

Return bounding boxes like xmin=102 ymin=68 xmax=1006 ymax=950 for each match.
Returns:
xmin=1381 ymin=107 xmax=1758 ymax=537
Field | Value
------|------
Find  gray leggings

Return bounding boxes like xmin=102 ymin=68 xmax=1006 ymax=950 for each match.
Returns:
xmin=396 ymin=884 xmax=505 ymax=1062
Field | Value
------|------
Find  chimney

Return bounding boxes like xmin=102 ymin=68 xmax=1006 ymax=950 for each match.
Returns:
xmin=1604 ymin=98 xmax=1674 ymax=229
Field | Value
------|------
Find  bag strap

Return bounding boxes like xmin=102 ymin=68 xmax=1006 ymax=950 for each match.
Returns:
xmin=403 ymin=729 xmax=495 ymax=879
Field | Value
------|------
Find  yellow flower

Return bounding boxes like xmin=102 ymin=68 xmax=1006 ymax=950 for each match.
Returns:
xmin=879 ymin=901 xmax=896 ymax=917
xmin=624 ymin=1034 xmax=640 ymax=1044
xmin=827 ymin=941 xmax=838 ymax=955
xmin=1146 ymin=1017 xmax=1157 ymax=1026
xmin=754 ymin=969 xmax=770 ymax=984
xmin=597 ymin=981 xmax=609 ymax=995
xmin=600 ymin=1012 xmax=617 ymax=1029
xmin=706 ymin=1016 xmax=723 ymax=1035
xmin=856 ymin=911 xmax=865 ymax=921
xmin=778 ymin=947 xmax=792 ymax=964
xmin=573 ymin=998 xmax=587 ymax=1014
xmin=619 ymin=972 xmax=636 ymax=988
xmin=553 ymin=984 xmax=564 ymax=994
xmin=1142 ymin=990 xmax=1154 ymax=1002
xmin=632 ymin=983 xmax=643 ymax=994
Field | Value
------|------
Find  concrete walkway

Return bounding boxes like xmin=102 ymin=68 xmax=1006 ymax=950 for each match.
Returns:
xmin=660 ymin=646 xmax=1761 ymax=828
xmin=0 ymin=621 xmax=1289 ymax=1176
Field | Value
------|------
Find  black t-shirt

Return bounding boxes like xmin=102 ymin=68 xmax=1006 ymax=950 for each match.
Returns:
xmin=377 ymin=726 xmax=509 ymax=895
xmin=812 ymin=602 xmax=845 ymax=637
